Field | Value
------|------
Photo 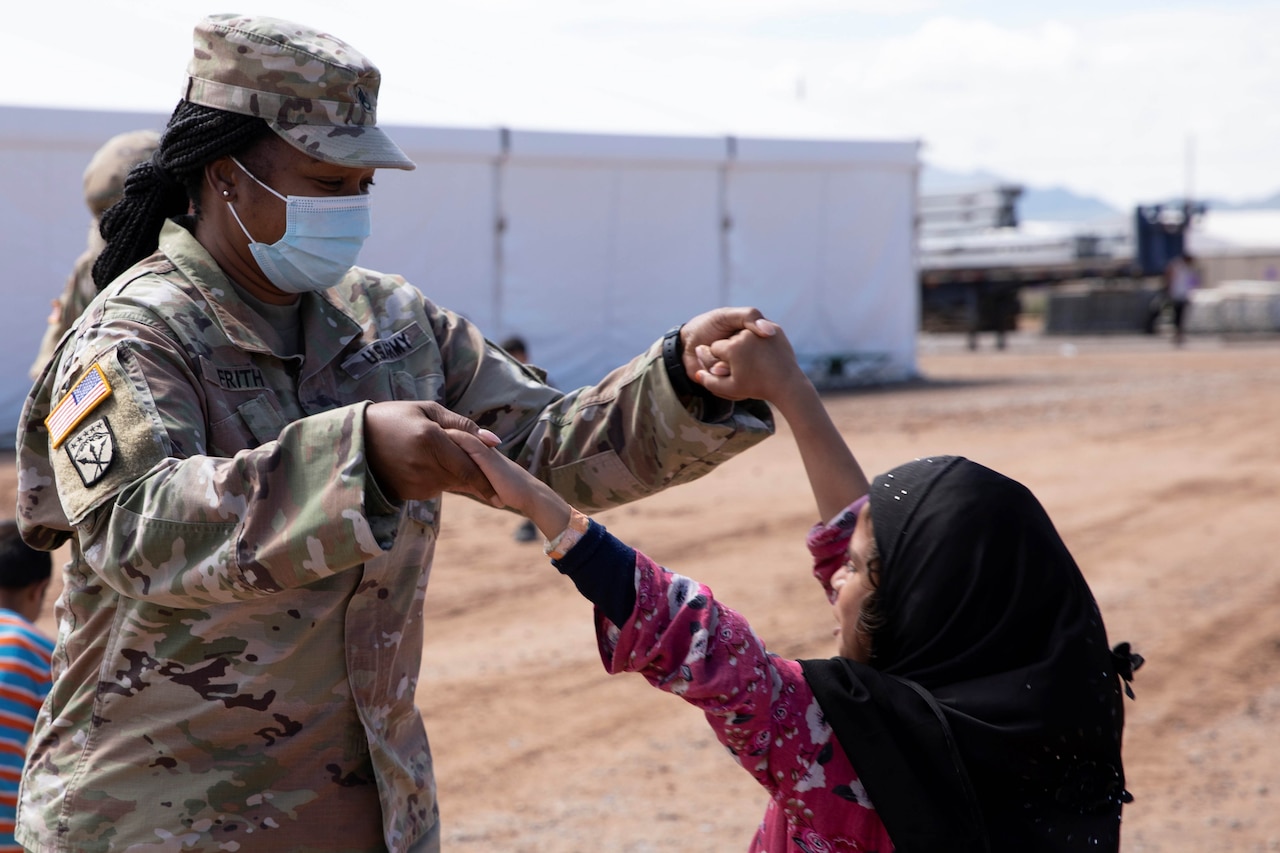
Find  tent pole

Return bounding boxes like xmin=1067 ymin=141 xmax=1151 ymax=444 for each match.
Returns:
xmin=718 ymin=135 xmax=737 ymax=306
xmin=493 ymin=126 xmax=511 ymax=332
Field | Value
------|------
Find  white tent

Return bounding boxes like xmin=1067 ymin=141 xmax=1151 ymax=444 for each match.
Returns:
xmin=0 ymin=105 xmax=920 ymax=447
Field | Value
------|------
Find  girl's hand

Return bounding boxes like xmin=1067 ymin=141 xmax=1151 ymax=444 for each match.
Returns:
xmin=446 ymin=429 xmax=572 ymax=541
xmin=692 ymin=322 xmax=808 ymax=406
xmin=679 ymin=306 xmax=776 ymax=381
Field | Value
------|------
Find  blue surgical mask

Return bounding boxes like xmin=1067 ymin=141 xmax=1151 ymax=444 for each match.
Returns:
xmin=226 ymin=157 xmax=372 ymax=294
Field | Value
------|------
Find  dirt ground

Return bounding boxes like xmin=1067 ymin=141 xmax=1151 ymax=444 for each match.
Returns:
xmin=7 ymin=330 xmax=1280 ymax=851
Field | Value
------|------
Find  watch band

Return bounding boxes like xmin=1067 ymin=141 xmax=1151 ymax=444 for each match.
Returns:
xmin=662 ymin=325 xmax=710 ymax=400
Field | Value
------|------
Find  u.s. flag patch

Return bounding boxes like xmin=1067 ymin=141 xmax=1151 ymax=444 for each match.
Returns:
xmin=46 ymin=363 xmax=113 ymax=449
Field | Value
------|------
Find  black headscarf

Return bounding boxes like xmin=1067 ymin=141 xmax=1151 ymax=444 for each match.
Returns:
xmin=800 ymin=457 xmax=1137 ymax=853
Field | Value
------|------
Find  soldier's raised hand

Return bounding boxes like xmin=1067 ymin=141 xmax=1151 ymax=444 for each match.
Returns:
xmin=677 ymin=306 xmax=777 ymax=384
xmin=693 ymin=322 xmax=807 ymax=406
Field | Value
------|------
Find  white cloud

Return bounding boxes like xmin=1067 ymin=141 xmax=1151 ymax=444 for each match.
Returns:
xmin=857 ymin=17 xmax=1080 ymax=87
xmin=7 ymin=0 xmax=1279 ymax=208
xmin=764 ymin=5 xmax=1280 ymax=207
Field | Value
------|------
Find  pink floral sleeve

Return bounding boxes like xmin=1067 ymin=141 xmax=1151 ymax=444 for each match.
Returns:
xmin=807 ymin=495 xmax=868 ymax=603
xmin=594 ymin=551 xmax=892 ymax=851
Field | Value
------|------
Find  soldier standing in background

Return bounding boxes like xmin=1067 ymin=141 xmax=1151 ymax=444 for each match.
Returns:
xmin=14 ymin=14 xmax=774 ymax=853
xmin=499 ymin=335 xmax=542 ymax=543
xmin=27 ymin=129 xmax=160 ymax=380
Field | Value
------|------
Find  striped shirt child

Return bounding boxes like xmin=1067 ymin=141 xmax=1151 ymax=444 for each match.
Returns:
xmin=0 ymin=610 xmax=54 ymax=853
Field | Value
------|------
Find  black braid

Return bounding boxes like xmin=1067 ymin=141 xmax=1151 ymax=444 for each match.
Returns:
xmin=93 ymin=101 xmax=272 ymax=290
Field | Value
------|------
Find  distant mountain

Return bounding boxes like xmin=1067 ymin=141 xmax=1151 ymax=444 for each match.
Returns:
xmin=1018 ymin=186 xmax=1121 ymax=222
xmin=918 ymin=166 xmax=1011 ymax=193
xmin=921 ymin=164 xmax=1121 ymax=224
xmin=1202 ymin=191 xmax=1280 ymax=211
xmin=923 ymin=164 xmax=1280 ymax=218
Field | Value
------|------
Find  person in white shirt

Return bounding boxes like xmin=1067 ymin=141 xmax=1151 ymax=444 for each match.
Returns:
xmin=1162 ymin=251 xmax=1200 ymax=345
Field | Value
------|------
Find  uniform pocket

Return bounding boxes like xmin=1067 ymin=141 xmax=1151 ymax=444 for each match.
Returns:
xmin=547 ymin=450 xmax=647 ymax=512
xmin=390 ymin=371 xmax=445 ymax=402
xmin=208 ymin=395 xmax=286 ymax=451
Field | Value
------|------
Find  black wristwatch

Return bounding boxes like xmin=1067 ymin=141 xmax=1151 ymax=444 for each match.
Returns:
xmin=662 ymin=325 xmax=711 ymax=400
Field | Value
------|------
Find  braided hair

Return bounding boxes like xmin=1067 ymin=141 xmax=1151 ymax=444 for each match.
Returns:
xmin=92 ymin=101 xmax=273 ymax=289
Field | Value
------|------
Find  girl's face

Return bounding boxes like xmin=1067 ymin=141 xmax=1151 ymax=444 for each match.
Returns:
xmin=832 ymin=503 xmax=878 ymax=663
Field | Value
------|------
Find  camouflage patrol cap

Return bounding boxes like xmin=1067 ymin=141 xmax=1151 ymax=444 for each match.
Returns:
xmin=82 ymin=129 xmax=161 ymax=218
xmin=184 ymin=14 xmax=415 ymax=171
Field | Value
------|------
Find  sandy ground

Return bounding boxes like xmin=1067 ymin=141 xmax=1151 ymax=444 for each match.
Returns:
xmin=7 ymin=330 xmax=1280 ymax=851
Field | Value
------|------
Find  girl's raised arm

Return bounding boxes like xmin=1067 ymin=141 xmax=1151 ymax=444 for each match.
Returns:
xmin=696 ymin=325 xmax=869 ymax=521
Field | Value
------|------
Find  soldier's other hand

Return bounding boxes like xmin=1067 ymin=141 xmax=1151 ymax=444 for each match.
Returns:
xmin=679 ymin=307 xmax=776 ymax=382
xmin=364 ymin=401 xmax=502 ymax=504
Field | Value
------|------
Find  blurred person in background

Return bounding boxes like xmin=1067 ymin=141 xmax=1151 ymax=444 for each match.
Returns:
xmin=28 ymin=129 xmax=160 ymax=380
xmin=500 ymin=335 xmax=542 ymax=543
xmin=0 ymin=521 xmax=53 ymax=853
xmin=1162 ymin=250 xmax=1200 ymax=346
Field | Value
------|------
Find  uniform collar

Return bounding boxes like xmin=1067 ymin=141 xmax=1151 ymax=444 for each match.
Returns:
xmin=157 ymin=218 xmax=363 ymax=365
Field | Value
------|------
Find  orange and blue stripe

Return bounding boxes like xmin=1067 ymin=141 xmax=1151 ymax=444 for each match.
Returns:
xmin=0 ymin=611 xmax=53 ymax=853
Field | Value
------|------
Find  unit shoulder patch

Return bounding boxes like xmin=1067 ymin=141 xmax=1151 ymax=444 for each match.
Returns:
xmin=65 ymin=417 xmax=116 ymax=486
xmin=48 ymin=347 xmax=169 ymax=525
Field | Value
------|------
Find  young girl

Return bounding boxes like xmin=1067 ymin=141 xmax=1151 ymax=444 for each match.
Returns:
xmin=452 ymin=323 xmax=1140 ymax=852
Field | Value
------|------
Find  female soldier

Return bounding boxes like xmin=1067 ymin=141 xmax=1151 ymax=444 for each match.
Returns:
xmin=15 ymin=14 xmax=774 ymax=852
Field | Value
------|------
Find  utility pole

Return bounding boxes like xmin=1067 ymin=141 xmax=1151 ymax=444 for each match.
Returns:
xmin=1184 ymin=133 xmax=1195 ymax=203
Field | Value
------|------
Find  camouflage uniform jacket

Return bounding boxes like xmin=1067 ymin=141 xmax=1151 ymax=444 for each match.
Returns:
xmin=14 ymin=220 xmax=774 ymax=852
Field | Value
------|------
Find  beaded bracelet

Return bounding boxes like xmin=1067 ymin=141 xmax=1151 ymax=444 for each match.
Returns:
xmin=545 ymin=507 xmax=591 ymax=560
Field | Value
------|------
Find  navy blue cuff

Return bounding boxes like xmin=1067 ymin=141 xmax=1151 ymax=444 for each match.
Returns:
xmin=551 ymin=520 xmax=637 ymax=626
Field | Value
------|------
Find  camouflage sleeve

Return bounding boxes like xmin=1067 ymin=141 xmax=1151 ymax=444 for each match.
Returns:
xmin=428 ymin=301 xmax=776 ymax=513
xmin=48 ymin=321 xmax=394 ymax=609
xmin=27 ymin=251 xmax=94 ymax=381
xmin=64 ymin=247 xmax=103 ymax=325
xmin=28 ymin=304 xmax=65 ymax=383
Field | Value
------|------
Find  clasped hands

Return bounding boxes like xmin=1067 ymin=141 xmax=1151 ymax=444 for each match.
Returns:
xmin=363 ymin=307 xmax=804 ymax=515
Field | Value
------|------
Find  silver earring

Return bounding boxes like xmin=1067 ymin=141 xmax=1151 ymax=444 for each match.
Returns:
xmin=222 ymin=190 xmax=230 ymax=198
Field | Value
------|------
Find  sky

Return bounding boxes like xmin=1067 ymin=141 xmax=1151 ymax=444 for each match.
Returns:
xmin=9 ymin=0 xmax=1277 ymax=211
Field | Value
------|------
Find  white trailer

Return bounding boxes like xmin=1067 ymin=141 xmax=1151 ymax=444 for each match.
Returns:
xmin=0 ymin=106 xmax=921 ymax=445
